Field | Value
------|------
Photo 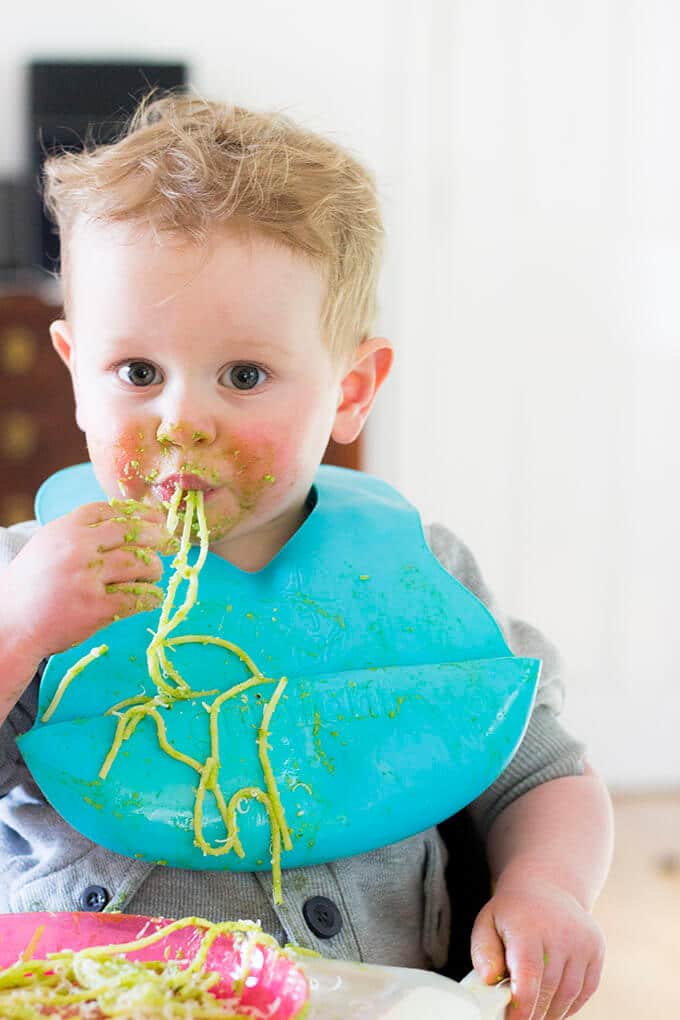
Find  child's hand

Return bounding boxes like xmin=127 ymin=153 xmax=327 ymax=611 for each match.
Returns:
xmin=470 ymin=877 xmax=605 ymax=1019
xmin=2 ymin=502 xmax=173 ymax=660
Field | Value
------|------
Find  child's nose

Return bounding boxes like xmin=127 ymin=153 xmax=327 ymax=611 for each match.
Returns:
xmin=155 ymin=417 xmax=217 ymax=448
xmin=154 ymin=381 xmax=219 ymax=449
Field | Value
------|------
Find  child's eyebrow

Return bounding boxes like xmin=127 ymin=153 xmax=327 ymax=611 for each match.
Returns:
xmin=228 ymin=336 xmax=291 ymax=356
xmin=101 ymin=334 xmax=292 ymax=358
xmin=223 ymin=334 xmax=289 ymax=354
xmin=99 ymin=334 xmax=154 ymax=350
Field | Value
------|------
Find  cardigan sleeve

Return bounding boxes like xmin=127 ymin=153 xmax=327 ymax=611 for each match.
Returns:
xmin=424 ymin=522 xmax=586 ymax=839
xmin=0 ymin=521 xmax=42 ymax=797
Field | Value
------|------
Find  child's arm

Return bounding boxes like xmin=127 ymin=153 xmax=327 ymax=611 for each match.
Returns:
xmin=470 ymin=763 xmax=613 ymax=1020
xmin=0 ymin=502 xmax=171 ymax=730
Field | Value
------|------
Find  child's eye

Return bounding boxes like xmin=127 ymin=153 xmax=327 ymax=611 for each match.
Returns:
xmin=221 ymin=364 xmax=268 ymax=391
xmin=117 ymin=361 xmax=163 ymax=387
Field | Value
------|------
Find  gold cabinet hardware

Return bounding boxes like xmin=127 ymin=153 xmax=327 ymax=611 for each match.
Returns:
xmin=0 ymin=492 xmax=34 ymax=526
xmin=0 ymin=411 xmax=39 ymax=461
xmin=0 ymin=327 xmax=38 ymax=375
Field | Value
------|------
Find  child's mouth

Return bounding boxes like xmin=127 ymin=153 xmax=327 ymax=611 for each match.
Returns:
xmin=153 ymin=473 xmax=217 ymax=506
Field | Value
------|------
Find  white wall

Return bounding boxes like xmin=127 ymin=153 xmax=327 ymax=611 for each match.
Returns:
xmin=2 ymin=1 xmax=677 ymax=790
xmin=380 ymin=0 xmax=680 ymax=791
xmin=0 ymin=1 xmax=392 ymax=178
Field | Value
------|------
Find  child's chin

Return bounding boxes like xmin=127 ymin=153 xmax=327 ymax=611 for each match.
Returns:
xmin=202 ymin=517 xmax=242 ymax=544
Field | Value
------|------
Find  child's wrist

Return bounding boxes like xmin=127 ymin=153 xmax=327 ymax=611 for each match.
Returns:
xmin=0 ymin=640 xmax=43 ymax=730
xmin=0 ymin=576 xmax=44 ymax=695
xmin=493 ymin=857 xmax=588 ymax=909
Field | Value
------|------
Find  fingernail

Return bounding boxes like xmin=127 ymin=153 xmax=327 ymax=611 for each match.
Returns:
xmin=473 ymin=957 xmax=492 ymax=978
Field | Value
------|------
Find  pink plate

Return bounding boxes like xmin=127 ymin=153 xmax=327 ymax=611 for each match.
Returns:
xmin=0 ymin=912 xmax=309 ymax=1019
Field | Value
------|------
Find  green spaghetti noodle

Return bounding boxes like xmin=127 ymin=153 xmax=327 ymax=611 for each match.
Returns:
xmin=41 ymin=490 xmax=295 ymax=903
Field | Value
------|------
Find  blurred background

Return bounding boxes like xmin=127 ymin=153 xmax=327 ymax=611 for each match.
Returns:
xmin=0 ymin=1 xmax=677 ymax=1014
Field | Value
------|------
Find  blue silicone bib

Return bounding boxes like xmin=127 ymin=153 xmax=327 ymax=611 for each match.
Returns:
xmin=18 ymin=464 xmax=540 ymax=870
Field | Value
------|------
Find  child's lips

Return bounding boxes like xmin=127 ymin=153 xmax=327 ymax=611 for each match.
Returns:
xmin=153 ymin=473 xmax=218 ymax=504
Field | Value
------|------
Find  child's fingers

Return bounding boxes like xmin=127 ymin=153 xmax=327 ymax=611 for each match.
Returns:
xmin=93 ymin=517 xmax=170 ymax=554
xmin=543 ymin=956 xmax=583 ymax=1020
xmin=74 ymin=502 xmax=178 ymax=556
xmin=564 ymin=953 xmax=604 ymax=1017
xmin=96 ymin=546 xmax=165 ymax=585
xmin=530 ymin=950 xmax=573 ymax=1020
xmin=108 ymin=497 xmax=160 ymax=517
xmin=470 ymin=906 xmax=507 ymax=985
xmin=503 ymin=936 xmax=545 ymax=1020
xmin=105 ymin=582 xmax=165 ymax=618
xmin=77 ymin=501 xmax=165 ymax=528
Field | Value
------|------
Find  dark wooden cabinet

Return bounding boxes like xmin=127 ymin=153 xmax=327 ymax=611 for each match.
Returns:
xmin=0 ymin=292 xmax=360 ymax=527
xmin=0 ymin=293 xmax=87 ymax=526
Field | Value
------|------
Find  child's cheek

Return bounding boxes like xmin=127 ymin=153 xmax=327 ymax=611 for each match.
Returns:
xmin=87 ymin=427 xmax=152 ymax=499
xmin=217 ymin=424 xmax=298 ymax=500
xmin=185 ymin=428 xmax=294 ymax=543
xmin=115 ymin=429 xmax=155 ymax=494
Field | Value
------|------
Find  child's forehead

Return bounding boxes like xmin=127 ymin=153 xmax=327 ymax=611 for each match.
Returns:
xmin=68 ymin=217 xmax=326 ymax=296
xmin=65 ymin=217 xmax=329 ymax=347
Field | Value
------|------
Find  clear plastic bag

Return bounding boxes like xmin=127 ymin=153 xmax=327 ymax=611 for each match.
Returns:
xmin=299 ymin=955 xmax=511 ymax=1019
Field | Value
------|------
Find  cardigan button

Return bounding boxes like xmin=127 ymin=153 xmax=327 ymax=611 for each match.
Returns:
xmin=79 ymin=885 xmax=110 ymax=912
xmin=302 ymin=896 xmax=343 ymax=939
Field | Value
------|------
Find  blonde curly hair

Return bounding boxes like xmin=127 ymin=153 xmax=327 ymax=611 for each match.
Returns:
xmin=43 ymin=92 xmax=385 ymax=360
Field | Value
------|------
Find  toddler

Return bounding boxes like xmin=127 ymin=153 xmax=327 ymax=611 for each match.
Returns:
xmin=0 ymin=93 xmax=612 ymax=1020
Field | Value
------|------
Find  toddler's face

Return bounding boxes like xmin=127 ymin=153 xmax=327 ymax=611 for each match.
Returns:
xmin=51 ymin=220 xmax=365 ymax=568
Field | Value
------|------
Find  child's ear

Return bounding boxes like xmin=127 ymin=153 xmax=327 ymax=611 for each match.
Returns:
xmin=331 ymin=337 xmax=393 ymax=445
xmin=50 ymin=319 xmax=84 ymax=431
xmin=50 ymin=319 xmax=74 ymax=370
